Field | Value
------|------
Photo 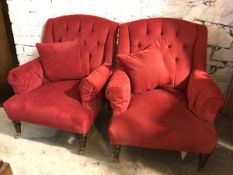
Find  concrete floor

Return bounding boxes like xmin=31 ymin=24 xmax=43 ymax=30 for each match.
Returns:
xmin=0 ymin=108 xmax=233 ymax=175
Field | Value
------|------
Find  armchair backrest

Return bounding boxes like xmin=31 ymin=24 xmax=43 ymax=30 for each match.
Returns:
xmin=42 ymin=15 xmax=118 ymax=75
xmin=118 ymin=18 xmax=207 ymax=90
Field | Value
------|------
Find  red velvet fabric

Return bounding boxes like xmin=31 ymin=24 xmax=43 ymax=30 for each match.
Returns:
xmin=4 ymin=15 xmax=118 ymax=136
xmin=108 ymin=89 xmax=217 ymax=154
xmin=79 ymin=65 xmax=112 ymax=102
xmin=187 ymin=70 xmax=225 ymax=124
xmin=106 ymin=70 xmax=131 ymax=115
xmin=36 ymin=40 xmax=86 ymax=81
xmin=7 ymin=59 xmax=44 ymax=94
xmin=118 ymin=18 xmax=203 ymax=90
xmin=107 ymin=18 xmax=223 ymax=154
xmin=4 ymin=81 xmax=95 ymax=134
xmin=118 ymin=43 xmax=171 ymax=93
xmin=43 ymin=15 xmax=118 ymax=73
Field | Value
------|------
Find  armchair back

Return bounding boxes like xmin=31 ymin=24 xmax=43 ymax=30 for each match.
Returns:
xmin=118 ymin=18 xmax=207 ymax=90
xmin=43 ymin=15 xmax=118 ymax=75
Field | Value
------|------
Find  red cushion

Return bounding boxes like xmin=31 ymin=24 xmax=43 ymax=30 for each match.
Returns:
xmin=3 ymin=80 xmax=94 ymax=134
xmin=108 ymin=89 xmax=217 ymax=154
xmin=36 ymin=40 xmax=86 ymax=82
xmin=118 ymin=44 xmax=171 ymax=93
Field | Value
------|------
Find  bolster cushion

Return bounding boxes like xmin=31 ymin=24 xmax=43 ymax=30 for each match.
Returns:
xmin=106 ymin=70 xmax=131 ymax=116
xmin=79 ymin=65 xmax=112 ymax=102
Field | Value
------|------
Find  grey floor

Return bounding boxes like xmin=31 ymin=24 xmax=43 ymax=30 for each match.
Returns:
xmin=0 ymin=107 xmax=233 ymax=175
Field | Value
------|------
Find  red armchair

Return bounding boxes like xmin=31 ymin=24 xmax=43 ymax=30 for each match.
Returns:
xmin=3 ymin=15 xmax=118 ymax=153
xmin=106 ymin=18 xmax=224 ymax=169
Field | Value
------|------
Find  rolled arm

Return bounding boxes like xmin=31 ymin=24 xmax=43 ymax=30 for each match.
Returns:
xmin=79 ymin=65 xmax=112 ymax=102
xmin=8 ymin=58 xmax=44 ymax=94
xmin=105 ymin=70 xmax=131 ymax=116
xmin=187 ymin=70 xmax=225 ymax=123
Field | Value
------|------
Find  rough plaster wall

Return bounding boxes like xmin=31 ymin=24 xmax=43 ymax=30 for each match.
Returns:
xmin=6 ymin=0 xmax=233 ymax=95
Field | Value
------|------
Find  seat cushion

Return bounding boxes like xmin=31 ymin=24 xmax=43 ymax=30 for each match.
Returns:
xmin=3 ymin=80 xmax=94 ymax=134
xmin=108 ymin=88 xmax=217 ymax=154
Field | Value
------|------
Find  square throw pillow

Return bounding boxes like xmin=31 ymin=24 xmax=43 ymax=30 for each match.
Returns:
xmin=36 ymin=40 xmax=86 ymax=82
xmin=117 ymin=43 xmax=171 ymax=93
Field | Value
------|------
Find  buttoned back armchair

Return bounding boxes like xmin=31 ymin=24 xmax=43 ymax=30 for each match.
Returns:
xmin=3 ymin=15 xmax=118 ymax=153
xmin=106 ymin=18 xmax=224 ymax=169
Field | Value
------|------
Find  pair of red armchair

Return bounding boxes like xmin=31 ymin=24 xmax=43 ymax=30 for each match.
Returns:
xmin=3 ymin=15 xmax=224 ymax=169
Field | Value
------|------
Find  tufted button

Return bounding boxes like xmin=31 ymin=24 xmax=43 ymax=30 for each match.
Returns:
xmin=58 ymin=38 xmax=62 ymax=42
xmin=176 ymin=31 xmax=179 ymax=36
xmin=83 ymin=41 xmax=86 ymax=45
xmin=78 ymin=27 xmax=81 ymax=32
xmin=183 ymin=45 xmax=187 ymax=49
xmin=161 ymin=31 xmax=164 ymax=35
xmin=138 ymin=42 xmax=142 ymax=48
xmin=89 ymin=54 xmax=92 ymax=59
xmin=175 ymin=57 xmax=179 ymax=62
xmin=168 ymin=44 xmax=172 ymax=49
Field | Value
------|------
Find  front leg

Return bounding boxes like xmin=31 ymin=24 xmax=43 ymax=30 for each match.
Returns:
xmin=198 ymin=153 xmax=210 ymax=171
xmin=112 ymin=145 xmax=121 ymax=162
xmin=12 ymin=121 xmax=21 ymax=138
xmin=78 ymin=134 xmax=87 ymax=154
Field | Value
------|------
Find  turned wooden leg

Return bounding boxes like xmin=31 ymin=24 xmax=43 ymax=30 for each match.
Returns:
xmin=198 ymin=153 xmax=210 ymax=171
xmin=78 ymin=134 xmax=87 ymax=154
xmin=112 ymin=145 xmax=121 ymax=162
xmin=12 ymin=121 xmax=21 ymax=138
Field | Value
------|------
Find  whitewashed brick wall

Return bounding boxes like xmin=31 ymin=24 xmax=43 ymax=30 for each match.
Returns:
xmin=6 ymin=0 xmax=233 ymax=95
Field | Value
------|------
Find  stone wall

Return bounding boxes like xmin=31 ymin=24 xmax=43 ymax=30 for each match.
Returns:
xmin=6 ymin=0 xmax=233 ymax=95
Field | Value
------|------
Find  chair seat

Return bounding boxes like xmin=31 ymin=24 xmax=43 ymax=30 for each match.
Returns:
xmin=109 ymin=88 xmax=217 ymax=153
xmin=3 ymin=80 xmax=93 ymax=134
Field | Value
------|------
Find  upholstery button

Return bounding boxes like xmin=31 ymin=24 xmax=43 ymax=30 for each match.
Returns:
xmin=138 ymin=43 xmax=142 ymax=47
xmin=175 ymin=57 xmax=179 ymax=62
xmin=161 ymin=31 xmax=164 ymax=35
xmin=168 ymin=44 xmax=172 ymax=48
xmin=176 ymin=31 xmax=179 ymax=36
xmin=84 ymin=41 xmax=86 ymax=45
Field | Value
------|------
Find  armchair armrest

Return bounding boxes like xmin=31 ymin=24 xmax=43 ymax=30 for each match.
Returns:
xmin=8 ymin=58 xmax=44 ymax=94
xmin=79 ymin=65 xmax=112 ymax=102
xmin=106 ymin=70 xmax=131 ymax=116
xmin=187 ymin=70 xmax=225 ymax=123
